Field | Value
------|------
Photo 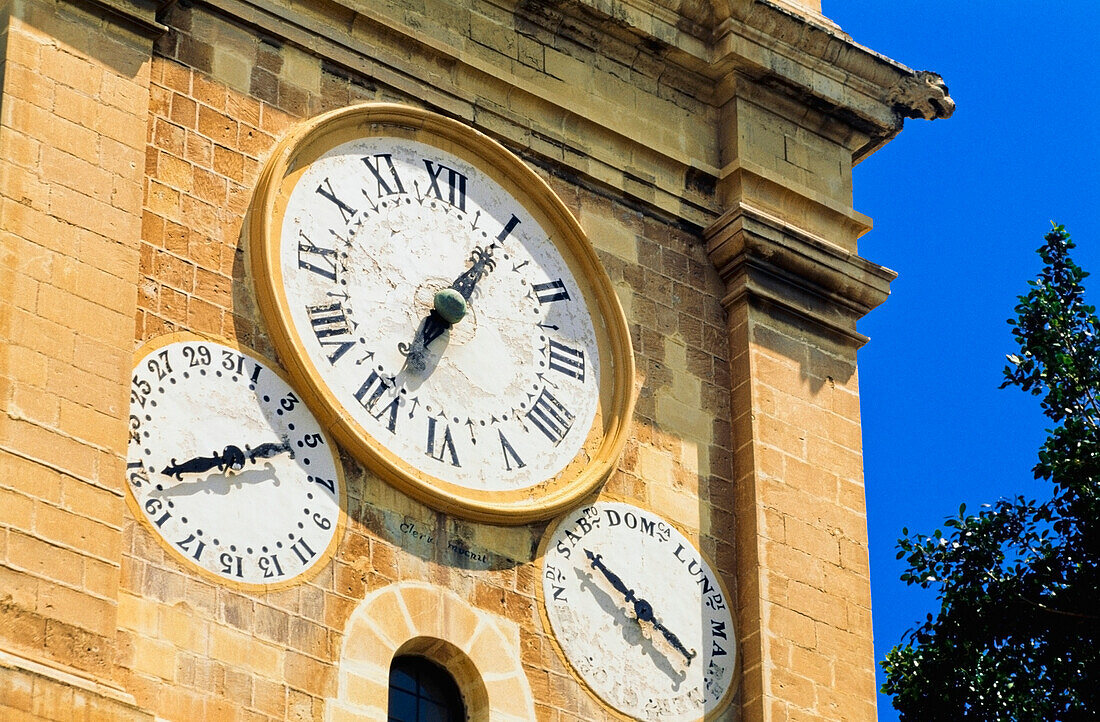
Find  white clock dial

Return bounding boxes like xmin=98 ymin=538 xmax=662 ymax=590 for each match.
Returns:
xmin=250 ymin=104 xmax=635 ymax=523
xmin=280 ymin=137 xmax=599 ymax=491
xmin=541 ymin=501 xmax=737 ymax=720
xmin=125 ymin=335 xmax=343 ymax=588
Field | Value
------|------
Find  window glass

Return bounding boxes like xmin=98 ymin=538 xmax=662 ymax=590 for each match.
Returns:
xmin=387 ymin=655 xmax=465 ymax=722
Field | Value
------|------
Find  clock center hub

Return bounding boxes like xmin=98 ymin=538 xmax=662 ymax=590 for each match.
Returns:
xmin=433 ymin=288 xmax=467 ymax=324
xmin=414 ymin=279 xmax=477 ymax=344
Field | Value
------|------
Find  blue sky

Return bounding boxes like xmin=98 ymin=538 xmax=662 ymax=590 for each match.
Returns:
xmin=825 ymin=1 xmax=1100 ymax=717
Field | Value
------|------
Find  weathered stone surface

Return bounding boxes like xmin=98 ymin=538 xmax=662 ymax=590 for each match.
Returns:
xmin=0 ymin=0 xmax=948 ymax=719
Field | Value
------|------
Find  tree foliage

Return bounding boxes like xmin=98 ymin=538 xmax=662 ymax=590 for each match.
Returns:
xmin=881 ymin=225 xmax=1100 ymax=720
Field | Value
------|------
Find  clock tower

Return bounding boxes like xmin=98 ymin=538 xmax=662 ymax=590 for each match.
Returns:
xmin=0 ymin=1 xmax=952 ymax=720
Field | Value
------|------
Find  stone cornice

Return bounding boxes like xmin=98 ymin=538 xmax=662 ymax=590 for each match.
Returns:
xmin=188 ymin=0 xmax=950 ymax=227
xmin=704 ymin=202 xmax=895 ymax=345
xmin=72 ymin=0 xmax=169 ymax=36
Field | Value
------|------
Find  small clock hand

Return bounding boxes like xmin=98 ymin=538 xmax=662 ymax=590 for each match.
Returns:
xmin=161 ymin=441 xmax=290 ymax=481
xmin=246 ymin=440 xmax=295 ymax=463
xmin=633 ymin=598 xmax=697 ymax=665
xmin=584 ymin=549 xmax=696 ymax=665
xmin=584 ymin=549 xmax=633 ymax=600
xmin=162 ymin=451 xmax=225 ymax=480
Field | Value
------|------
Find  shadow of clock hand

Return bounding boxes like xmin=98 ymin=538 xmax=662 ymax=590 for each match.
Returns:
xmin=151 ymin=464 xmax=281 ymax=499
xmin=398 ymin=311 xmax=449 ymax=376
xmin=575 ymin=567 xmax=688 ymax=691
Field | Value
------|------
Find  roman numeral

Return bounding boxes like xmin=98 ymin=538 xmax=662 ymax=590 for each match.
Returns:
xmin=495 ymin=214 xmax=521 ymax=242
xmin=354 ymin=371 xmax=400 ymax=433
xmin=297 ymin=230 xmax=338 ymax=281
xmin=499 ymin=429 xmax=526 ymax=471
xmin=362 ymin=153 xmax=406 ymax=197
xmin=315 ymin=177 xmax=357 ymax=223
xmin=526 ymin=388 xmax=575 ymax=445
xmin=425 ymin=417 xmax=460 ymax=467
xmin=306 ymin=301 xmax=354 ymax=364
xmin=423 ymin=160 xmax=467 ymax=211
xmin=547 ymin=339 xmax=585 ymax=381
xmin=533 ymin=279 xmax=569 ymax=304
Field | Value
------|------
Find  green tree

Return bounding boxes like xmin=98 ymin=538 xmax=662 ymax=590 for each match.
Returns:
xmin=881 ymin=225 xmax=1100 ymax=720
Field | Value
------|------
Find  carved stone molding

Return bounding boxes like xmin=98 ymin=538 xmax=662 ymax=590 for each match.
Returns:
xmin=72 ymin=0 xmax=169 ymax=36
xmin=704 ymin=202 xmax=895 ymax=345
xmin=186 ymin=0 xmax=951 ymax=226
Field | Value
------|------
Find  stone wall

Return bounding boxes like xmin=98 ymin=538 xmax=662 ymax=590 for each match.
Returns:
xmin=0 ymin=0 xmax=951 ymax=719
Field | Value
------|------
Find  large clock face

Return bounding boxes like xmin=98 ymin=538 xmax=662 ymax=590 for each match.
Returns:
xmin=125 ymin=335 xmax=344 ymax=588
xmin=540 ymin=501 xmax=738 ymax=720
xmin=250 ymin=104 xmax=634 ymax=523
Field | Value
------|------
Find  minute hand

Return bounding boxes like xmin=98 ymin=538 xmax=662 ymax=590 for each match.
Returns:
xmin=584 ymin=549 xmax=697 ymax=665
xmin=449 ymin=244 xmax=497 ymax=301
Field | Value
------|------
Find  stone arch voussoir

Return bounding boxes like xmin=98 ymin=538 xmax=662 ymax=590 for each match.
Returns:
xmin=326 ymin=581 xmax=535 ymax=722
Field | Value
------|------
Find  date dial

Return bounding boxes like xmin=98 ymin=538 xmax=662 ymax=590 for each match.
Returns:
xmin=125 ymin=334 xmax=344 ymax=589
xmin=540 ymin=501 xmax=738 ymax=720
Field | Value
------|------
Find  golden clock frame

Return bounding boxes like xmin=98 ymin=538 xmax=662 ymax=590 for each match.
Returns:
xmin=248 ymin=103 xmax=636 ymax=525
xmin=534 ymin=496 xmax=740 ymax=721
xmin=125 ymin=331 xmax=348 ymax=593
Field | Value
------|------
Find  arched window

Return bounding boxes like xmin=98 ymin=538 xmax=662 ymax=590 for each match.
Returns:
xmin=388 ymin=655 xmax=466 ymax=722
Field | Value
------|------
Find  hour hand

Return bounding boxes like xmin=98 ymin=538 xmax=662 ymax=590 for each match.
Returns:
xmin=162 ymin=452 xmax=223 ymax=480
xmin=636 ymin=599 xmax=697 ymax=665
xmin=399 ymin=244 xmax=500 ymax=373
xmin=161 ymin=444 xmax=244 ymax=480
xmin=161 ymin=442 xmax=289 ymax=481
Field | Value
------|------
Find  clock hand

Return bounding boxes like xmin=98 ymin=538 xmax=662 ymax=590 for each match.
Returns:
xmin=162 ymin=441 xmax=293 ymax=481
xmin=162 ymin=451 xmax=225 ymax=480
xmin=633 ymin=598 xmax=697 ymax=665
xmin=584 ymin=549 xmax=697 ymax=665
xmin=399 ymin=243 xmax=500 ymax=372
xmin=584 ymin=548 xmax=633 ymax=599
xmin=161 ymin=444 xmax=244 ymax=479
xmin=246 ymin=440 xmax=295 ymax=463
xmin=449 ymin=244 xmax=498 ymax=304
